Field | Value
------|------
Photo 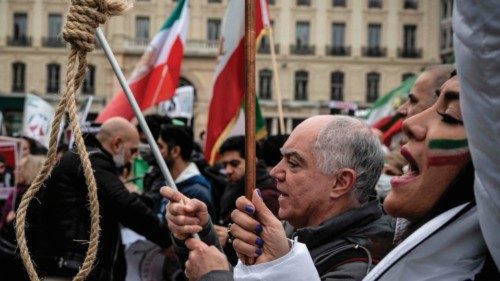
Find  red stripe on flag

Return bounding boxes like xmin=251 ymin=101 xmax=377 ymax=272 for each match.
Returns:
xmin=96 ymin=37 xmax=184 ymax=123
xmin=204 ymin=40 xmax=245 ymax=162
xmin=143 ymin=37 xmax=184 ymax=107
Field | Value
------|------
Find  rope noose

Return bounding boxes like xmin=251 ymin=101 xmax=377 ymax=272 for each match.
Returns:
xmin=14 ymin=1 xmax=131 ymax=280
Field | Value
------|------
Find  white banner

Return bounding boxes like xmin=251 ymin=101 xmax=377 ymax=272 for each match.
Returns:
xmin=158 ymin=86 xmax=194 ymax=119
xmin=22 ymin=94 xmax=55 ymax=148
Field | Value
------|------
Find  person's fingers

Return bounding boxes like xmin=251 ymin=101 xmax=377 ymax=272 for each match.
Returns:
xmin=160 ymin=186 xmax=185 ymax=203
xmin=189 ymin=198 xmax=209 ymax=216
xmin=252 ymin=189 xmax=276 ymax=225
xmin=166 ymin=212 xmax=201 ymax=226
xmin=167 ymin=201 xmax=191 ymax=216
xmin=185 ymin=238 xmax=208 ymax=251
xmin=235 ymin=196 xmax=255 ymax=215
xmin=231 ymin=209 xmax=262 ymax=234
xmin=232 ymin=238 xmax=262 ymax=258
xmin=230 ymin=222 xmax=263 ymax=247
xmin=167 ymin=220 xmax=203 ymax=235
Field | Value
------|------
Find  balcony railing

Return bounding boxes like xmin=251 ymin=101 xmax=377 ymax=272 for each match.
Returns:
xmin=257 ymin=43 xmax=280 ymax=54
xmin=185 ymin=39 xmax=219 ymax=56
xmin=42 ymin=37 xmax=66 ymax=48
xmin=290 ymin=44 xmax=315 ymax=55
xmin=325 ymin=46 xmax=351 ymax=56
xmin=7 ymin=36 xmax=32 ymax=47
xmin=398 ymin=47 xmax=422 ymax=58
xmin=362 ymin=46 xmax=387 ymax=57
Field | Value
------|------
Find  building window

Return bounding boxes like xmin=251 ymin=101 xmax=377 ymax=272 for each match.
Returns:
xmin=441 ymin=0 xmax=452 ymax=19
xmin=9 ymin=13 xmax=30 ymax=46
xmin=297 ymin=0 xmax=310 ymax=6
xmin=208 ymin=0 xmax=222 ymax=3
xmin=13 ymin=13 xmax=28 ymax=40
xmin=330 ymin=72 xmax=344 ymax=101
xmin=292 ymin=21 xmax=313 ymax=55
xmin=366 ymin=72 xmax=380 ymax=102
xmin=404 ymin=0 xmax=418 ymax=9
xmin=402 ymin=72 xmax=414 ymax=82
xmin=258 ymin=20 xmax=274 ymax=54
xmin=135 ymin=16 xmax=150 ymax=41
xmin=207 ymin=18 xmax=221 ymax=43
xmin=269 ymin=0 xmax=276 ymax=4
xmin=332 ymin=23 xmax=345 ymax=48
xmin=48 ymin=14 xmax=62 ymax=40
xmin=368 ymin=24 xmax=381 ymax=48
xmin=368 ymin=0 xmax=382 ymax=8
xmin=259 ymin=69 xmax=273 ymax=100
xmin=82 ymin=65 xmax=96 ymax=95
xmin=403 ymin=25 xmax=417 ymax=51
xmin=43 ymin=14 xmax=64 ymax=47
xmin=296 ymin=21 xmax=310 ymax=47
xmin=12 ymin=62 xmax=26 ymax=92
xmin=294 ymin=70 xmax=308 ymax=101
xmin=47 ymin=63 xmax=61 ymax=94
xmin=332 ymin=0 xmax=346 ymax=7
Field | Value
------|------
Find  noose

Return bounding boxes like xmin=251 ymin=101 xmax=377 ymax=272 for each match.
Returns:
xmin=14 ymin=1 xmax=131 ymax=280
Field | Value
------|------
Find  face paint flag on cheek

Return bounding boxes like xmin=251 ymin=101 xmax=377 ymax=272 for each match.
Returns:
xmin=427 ymin=139 xmax=470 ymax=167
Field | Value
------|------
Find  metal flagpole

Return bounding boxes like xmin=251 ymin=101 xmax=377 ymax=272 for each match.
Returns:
xmin=95 ymin=28 xmax=200 ymax=239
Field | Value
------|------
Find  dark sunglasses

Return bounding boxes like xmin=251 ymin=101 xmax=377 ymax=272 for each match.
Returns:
xmin=222 ymin=159 xmax=241 ymax=168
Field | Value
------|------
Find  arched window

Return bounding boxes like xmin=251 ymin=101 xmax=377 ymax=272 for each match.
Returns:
xmin=82 ymin=65 xmax=96 ymax=95
xmin=401 ymin=72 xmax=414 ymax=82
xmin=12 ymin=61 xmax=26 ymax=92
xmin=259 ymin=69 xmax=273 ymax=99
xmin=47 ymin=63 xmax=61 ymax=94
xmin=330 ymin=71 xmax=344 ymax=101
xmin=294 ymin=70 xmax=308 ymax=100
xmin=366 ymin=72 xmax=380 ymax=102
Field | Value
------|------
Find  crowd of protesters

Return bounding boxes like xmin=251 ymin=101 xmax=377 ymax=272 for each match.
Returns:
xmin=0 ymin=2 xmax=499 ymax=280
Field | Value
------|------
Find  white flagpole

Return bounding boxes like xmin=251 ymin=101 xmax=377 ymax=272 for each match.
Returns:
xmin=265 ymin=26 xmax=285 ymax=133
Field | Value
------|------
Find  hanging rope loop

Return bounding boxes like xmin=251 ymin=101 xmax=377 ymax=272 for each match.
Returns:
xmin=62 ymin=0 xmax=131 ymax=52
xmin=15 ymin=1 xmax=131 ymax=281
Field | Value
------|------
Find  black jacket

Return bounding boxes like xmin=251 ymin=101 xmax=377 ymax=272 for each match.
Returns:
xmin=290 ymin=200 xmax=394 ymax=280
xmin=27 ymin=144 xmax=171 ymax=281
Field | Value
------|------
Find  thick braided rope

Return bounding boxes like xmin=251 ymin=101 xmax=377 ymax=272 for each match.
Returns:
xmin=15 ymin=1 xmax=131 ymax=280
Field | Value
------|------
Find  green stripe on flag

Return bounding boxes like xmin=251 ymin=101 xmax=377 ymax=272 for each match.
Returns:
xmin=241 ymin=96 xmax=268 ymax=139
xmin=161 ymin=0 xmax=186 ymax=30
xmin=428 ymin=139 xmax=468 ymax=150
xmin=371 ymin=76 xmax=416 ymax=110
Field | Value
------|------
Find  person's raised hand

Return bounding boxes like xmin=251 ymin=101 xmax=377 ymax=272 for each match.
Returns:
xmin=160 ymin=186 xmax=209 ymax=240
xmin=230 ymin=189 xmax=290 ymax=264
xmin=184 ymin=238 xmax=230 ymax=281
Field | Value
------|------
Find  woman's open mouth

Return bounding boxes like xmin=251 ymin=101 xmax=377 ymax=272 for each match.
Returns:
xmin=390 ymin=147 xmax=420 ymax=188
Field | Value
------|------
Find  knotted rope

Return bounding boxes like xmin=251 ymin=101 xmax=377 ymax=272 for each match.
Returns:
xmin=15 ymin=1 xmax=131 ymax=280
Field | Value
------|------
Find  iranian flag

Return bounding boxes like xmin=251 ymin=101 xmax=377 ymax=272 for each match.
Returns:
xmin=205 ymin=0 xmax=269 ymax=164
xmin=96 ymin=0 xmax=189 ymax=122
xmin=365 ymin=76 xmax=416 ymax=126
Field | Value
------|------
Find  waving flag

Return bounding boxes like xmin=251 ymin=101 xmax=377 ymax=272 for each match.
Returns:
xmin=96 ymin=0 xmax=189 ymax=122
xmin=205 ymin=0 xmax=269 ymax=164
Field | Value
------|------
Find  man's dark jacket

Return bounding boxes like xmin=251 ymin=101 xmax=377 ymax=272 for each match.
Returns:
xmin=192 ymin=199 xmax=394 ymax=281
xmin=289 ymin=199 xmax=394 ymax=280
xmin=27 ymin=144 xmax=171 ymax=281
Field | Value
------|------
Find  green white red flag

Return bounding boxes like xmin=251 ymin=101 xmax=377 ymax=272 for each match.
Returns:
xmin=96 ymin=0 xmax=189 ymax=122
xmin=205 ymin=0 xmax=269 ymax=164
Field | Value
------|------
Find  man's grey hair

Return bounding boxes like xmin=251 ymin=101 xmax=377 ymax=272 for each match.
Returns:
xmin=313 ymin=116 xmax=384 ymax=204
xmin=424 ymin=64 xmax=455 ymax=92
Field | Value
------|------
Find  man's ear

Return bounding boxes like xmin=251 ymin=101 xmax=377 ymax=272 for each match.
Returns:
xmin=330 ymin=168 xmax=357 ymax=199
xmin=111 ymin=136 xmax=123 ymax=153
xmin=171 ymin=145 xmax=181 ymax=159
